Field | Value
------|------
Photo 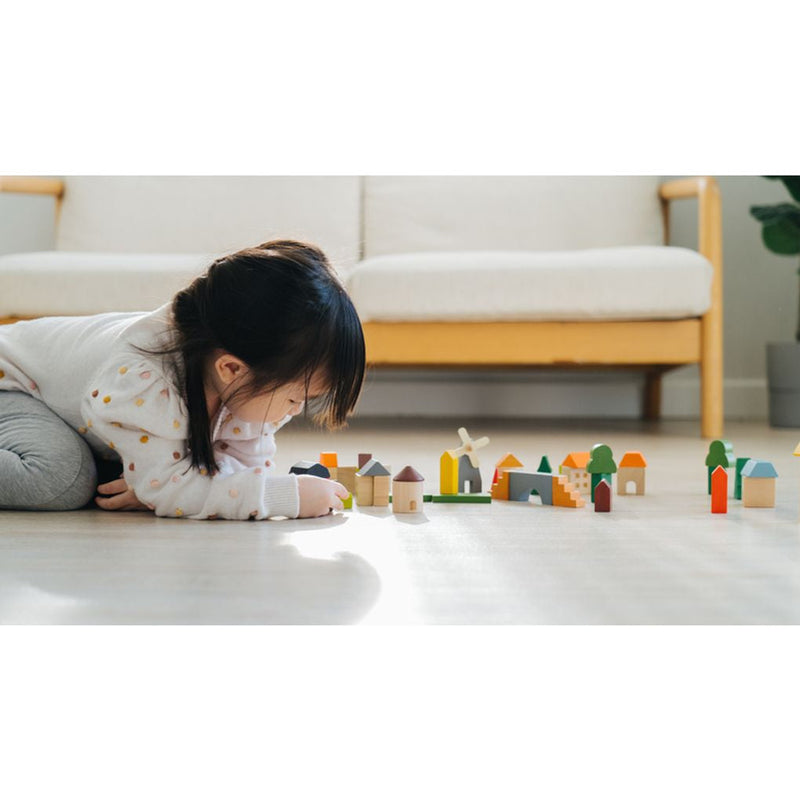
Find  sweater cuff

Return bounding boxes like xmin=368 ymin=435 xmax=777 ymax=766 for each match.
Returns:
xmin=263 ymin=473 xmax=300 ymax=519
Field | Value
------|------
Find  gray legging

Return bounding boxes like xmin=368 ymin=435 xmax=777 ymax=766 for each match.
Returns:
xmin=0 ymin=390 xmax=121 ymax=511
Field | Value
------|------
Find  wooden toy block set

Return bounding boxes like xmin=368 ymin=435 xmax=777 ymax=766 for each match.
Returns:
xmin=706 ymin=439 xmax=782 ymax=513
xmin=290 ymin=430 xmax=800 ymax=516
xmin=289 ymin=427 xmax=658 ymax=516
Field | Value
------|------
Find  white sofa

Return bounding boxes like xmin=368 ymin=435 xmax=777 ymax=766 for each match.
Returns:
xmin=0 ymin=176 xmax=722 ymax=436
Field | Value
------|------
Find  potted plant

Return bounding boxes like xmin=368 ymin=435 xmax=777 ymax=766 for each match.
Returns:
xmin=750 ymin=176 xmax=800 ymax=427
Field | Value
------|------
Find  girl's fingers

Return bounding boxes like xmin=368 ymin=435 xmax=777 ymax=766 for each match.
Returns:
xmin=96 ymin=489 xmax=145 ymax=511
xmin=97 ymin=478 xmax=128 ymax=495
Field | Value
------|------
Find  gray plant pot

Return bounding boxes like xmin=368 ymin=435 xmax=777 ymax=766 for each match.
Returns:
xmin=767 ymin=342 xmax=800 ymax=427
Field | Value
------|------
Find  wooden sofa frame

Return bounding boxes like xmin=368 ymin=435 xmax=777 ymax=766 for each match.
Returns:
xmin=0 ymin=176 xmax=723 ymax=438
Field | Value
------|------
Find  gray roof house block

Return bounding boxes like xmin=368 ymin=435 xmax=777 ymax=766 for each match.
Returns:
xmin=356 ymin=458 xmax=391 ymax=478
xmin=741 ymin=459 xmax=779 ymax=479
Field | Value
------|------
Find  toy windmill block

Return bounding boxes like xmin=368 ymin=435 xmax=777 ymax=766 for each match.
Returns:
xmin=711 ymin=465 xmax=728 ymax=513
xmin=440 ymin=450 xmax=459 ymax=495
xmin=587 ymin=444 xmax=617 ymax=503
xmin=319 ymin=452 xmax=339 ymax=481
xmin=705 ymin=440 xmax=734 ymax=494
xmin=617 ymin=451 xmax=647 ymax=496
xmin=451 ymin=426 xmax=490 ymax=493
xmin=741 ymin=459 xmax=778 ymax=508
xmin=355 ymin=458 xmax=391 ymax=506
xmin=392 ymin=466 xmax=425 ymax=513
xmin=458 ymin=455 xmax=483 ymax=493
xmin=734 ymin=456 xmax=750 ymax=501
xmin=289 ymin=460 xmax=331 ymax=478
xmin=594 ymin=478 xmax=611 ymax=512
xmin=560 ymin=452 xmax=591 ymax=495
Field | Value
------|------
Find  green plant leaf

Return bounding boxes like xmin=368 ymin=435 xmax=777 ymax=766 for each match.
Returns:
xmin=763 ymin=220 xmax=800 ymax=255
xmin=765 ymin=176 xmax=800 ymax=204
xmin=750 ymin=203 xmax=800 ymax=225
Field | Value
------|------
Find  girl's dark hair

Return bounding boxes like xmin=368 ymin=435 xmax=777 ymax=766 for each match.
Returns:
xmin=133 ymin=239 xmax=365 ymax=476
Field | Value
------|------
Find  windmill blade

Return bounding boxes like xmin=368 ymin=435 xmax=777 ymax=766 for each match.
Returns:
xmin=467 ymin=451 xmax=481 ymax=468
xmin=472 ymin=436 xmax=490 ymax=450
xmin=458 ymin=427 xmax=470 ymax=445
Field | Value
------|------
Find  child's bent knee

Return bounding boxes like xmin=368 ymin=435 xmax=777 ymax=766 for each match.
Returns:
xmin=35 ymin=436 xmax=98 ymax=511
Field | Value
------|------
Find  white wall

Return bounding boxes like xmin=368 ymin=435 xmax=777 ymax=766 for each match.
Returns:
xmin=0 ymin=176 xmax=791 ymax=420
xmin=0 ymin=191 xmax=56 ymax=255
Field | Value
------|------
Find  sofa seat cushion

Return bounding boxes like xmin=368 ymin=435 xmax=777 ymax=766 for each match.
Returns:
xmin=346 ymin=246 xmax=713 ymax=322
xmin=0 ymin=251 xmax=212 ymax=316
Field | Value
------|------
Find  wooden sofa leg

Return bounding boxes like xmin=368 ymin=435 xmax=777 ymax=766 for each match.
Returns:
xmin=643 ymin=372 xmax=662 ymax=421
xmin=700 ymin=360 xmax=724 ymax=439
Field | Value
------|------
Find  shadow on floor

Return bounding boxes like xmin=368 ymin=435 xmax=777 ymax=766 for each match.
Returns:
xmin=0 ymin=514 xmax=383 ymax=624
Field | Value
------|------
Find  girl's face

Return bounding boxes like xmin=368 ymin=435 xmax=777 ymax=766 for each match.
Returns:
xmin=226 ymin=373 xmax=329 ymax=426
xmin=206 ymin=350 xmax=329 ymax=425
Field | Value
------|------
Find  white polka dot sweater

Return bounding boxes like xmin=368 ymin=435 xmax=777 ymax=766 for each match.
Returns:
xmin=0 ymin=302 xmax=300 ymax=520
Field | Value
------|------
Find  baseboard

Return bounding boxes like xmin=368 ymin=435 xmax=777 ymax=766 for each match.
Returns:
xmin=353 ymin=370 xmax=768 ymax=421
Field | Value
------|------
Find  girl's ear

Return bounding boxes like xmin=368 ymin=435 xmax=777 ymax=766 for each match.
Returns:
xmin=214 ymin=352 xmax=249 ymax=386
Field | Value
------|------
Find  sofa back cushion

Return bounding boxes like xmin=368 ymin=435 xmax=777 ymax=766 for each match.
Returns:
xmin=56 ymin=176 xmax=362 ymax=269
xmin=362 ymin=176 xmax=664 ymax=258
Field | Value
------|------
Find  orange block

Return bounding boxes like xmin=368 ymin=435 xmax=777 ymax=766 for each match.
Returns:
xmin=552 ymin=475 xmax=586 ymax=508
xmin=711 ymin=465 xmax=727 ymax=513
xmin=491 ymin=471 xmax=510 ymax=500
xmin=319 ymin=452 xmax=338 ymax=468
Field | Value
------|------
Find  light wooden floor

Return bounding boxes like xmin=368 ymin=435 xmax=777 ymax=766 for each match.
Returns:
xmin=2 ymin=417 xmax=800 ymax=624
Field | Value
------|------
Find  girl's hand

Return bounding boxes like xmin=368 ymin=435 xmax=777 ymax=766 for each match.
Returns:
xmin=95 ymin=478 xmax=150 ymax=512
xmin=297 ymin=475 xmax=349 ymax=518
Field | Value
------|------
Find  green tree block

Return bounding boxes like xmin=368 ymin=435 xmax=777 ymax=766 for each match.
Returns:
xmin=705 ymin=439 xmax=734 ymax=493
xmin=587 ymin=444 xmax=616 ymax=502
xmin=734 ymin=457 xmax=750 ymax=501
xmin=537 ymin=455 xmax=552 ymax=474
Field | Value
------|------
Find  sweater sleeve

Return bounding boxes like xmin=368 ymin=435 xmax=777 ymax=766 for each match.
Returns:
xmin=80 ymin=357 xmax=299 ymax=520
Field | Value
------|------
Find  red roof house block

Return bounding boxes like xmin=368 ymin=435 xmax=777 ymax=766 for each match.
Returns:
xmin=594 ymin=478 xmax=612 ymax=512
xmin=392 ymin=466 xmax=425 ymax=513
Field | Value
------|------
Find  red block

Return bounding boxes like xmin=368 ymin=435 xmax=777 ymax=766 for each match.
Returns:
xmin=711 ymin=465 xmax=727 ymax=514
xmin=594 ymin=479 xmax=611 ymax=512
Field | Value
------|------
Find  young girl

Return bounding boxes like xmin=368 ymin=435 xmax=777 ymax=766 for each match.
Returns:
xmin=0 ymin=240 xmax=364 ymax=520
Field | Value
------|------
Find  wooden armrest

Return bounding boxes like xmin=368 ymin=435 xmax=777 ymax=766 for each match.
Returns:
xmin=659 ymin=176 xmax=713 ymax=202
xmin=0 ymin=176 xmax=64 ymax=197
xmin=0 ymin=176 xmax=65 ymax=229
xmin=658 ymin=177 xmax=721 ymax=264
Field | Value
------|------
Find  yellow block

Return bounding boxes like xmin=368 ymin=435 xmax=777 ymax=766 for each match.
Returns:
xmin=440 ymin=451 xmax=459 ymax=495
